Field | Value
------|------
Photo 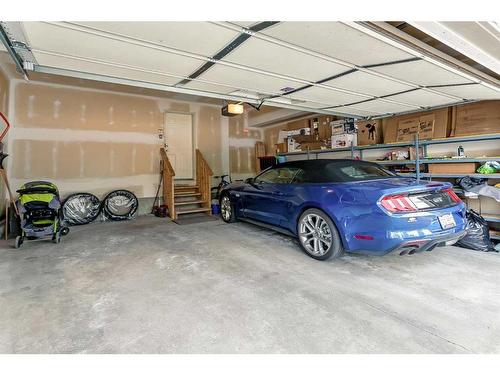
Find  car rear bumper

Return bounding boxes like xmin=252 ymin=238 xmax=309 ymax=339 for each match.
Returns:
xmin=389 ymin=229 xmax=467 ymax=255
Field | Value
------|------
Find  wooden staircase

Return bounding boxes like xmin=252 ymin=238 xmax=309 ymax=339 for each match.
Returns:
xmin=160 ymin=148 xmax=213 ymax=220
xmin=173 ymin=184 xmax=211 ymax=216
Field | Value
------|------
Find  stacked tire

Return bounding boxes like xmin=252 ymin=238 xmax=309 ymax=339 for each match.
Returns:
xmin=62 ymin=190 xmax=138 ymax=225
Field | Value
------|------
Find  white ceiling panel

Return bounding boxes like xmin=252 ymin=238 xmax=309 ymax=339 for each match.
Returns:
xmin=371 ymin=59 xmax=474 ymax=87
xmin=198 ymin=64 xmax=299 ymax=95
xmin=73 ymin=22 xmax=240 ymax=57
xmin=324 ymin=71 xmax=415 ymax=96
xmin=334 ymin=106 xmax=381 ymax=117
xmin=432 ymin=84 xmax=500 ymax=100
xmin=260 ymin=22 xmax=414 ymax=66
xmin=224 ymin=37 xmax=350 ymax=82
xmin=228 ymin=21 xmax=259 ymax=28
xmin=387 ymin=89 xmax=462 ymax=107
xmin=183 ymin=80 xmax=239 ymax=94
xmin=342 ymin=99 xmax=417 ymax=115
xmin=287 ymin=86 xmax=371 ymax=107
xmin=23 ymin=22 xmax=203 ymax=77
xmin=343 ymin=99 xmax=417 ymax=115
xmin=34 ymin=52 xmax=180 ymax=86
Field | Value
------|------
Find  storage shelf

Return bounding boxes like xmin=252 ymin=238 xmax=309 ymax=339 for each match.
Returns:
xmin=420 ymin=157 xmax=499 ymax=164
xmin=421 ymin=173 xmax=500 ymax=179
xmin=374 ymin=160 xmax=416 ymax=165
xmin=277 ymin=133 xmax=500 ymax=158
xmin=373 ymin=157 xmax=499 ymax=165
xmin=483 ymin=214 xmax=500 ymax=223
xmin=398 ymin=173 xmax=500 ymax=179
xmin=421 ymin=133 xmax=500 ymax=146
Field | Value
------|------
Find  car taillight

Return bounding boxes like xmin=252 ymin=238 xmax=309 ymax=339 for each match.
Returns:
xmin=380 ymin=194 xmax=417 ymax=212
xmin=443 ymin=188 xmax=462 ymax=203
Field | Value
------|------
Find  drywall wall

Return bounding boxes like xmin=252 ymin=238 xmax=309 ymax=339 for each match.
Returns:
xmin=228 ymin=114 xmax=262 ymax=180
xmin=0 ymin=64 xmax=9 ymax=215
xmin=6 ymin=76 xmax=229 ymax=201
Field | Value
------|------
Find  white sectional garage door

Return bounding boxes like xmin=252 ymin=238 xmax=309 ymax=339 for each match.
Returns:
xmin=1 ymin=21 xmax=499 ymax=119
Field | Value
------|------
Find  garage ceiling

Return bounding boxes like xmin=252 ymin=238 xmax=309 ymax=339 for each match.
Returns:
xmin=1 ymin=21 xmax=499 ymax=119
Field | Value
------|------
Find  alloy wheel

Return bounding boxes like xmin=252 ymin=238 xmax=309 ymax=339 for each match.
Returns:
xmin=221 ymin=196 xmax=232 ymax=221
xmin=299 ymin=213 xmax=333 ymax=256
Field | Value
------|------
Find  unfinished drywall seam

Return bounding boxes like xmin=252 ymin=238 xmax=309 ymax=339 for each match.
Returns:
xmin=220 ymin=116 xmax=229 ymax=176
xmin=10 ymin=77 xmax=223 ymax=109
xmin=5 ymin=75 xmax=15 ymax=200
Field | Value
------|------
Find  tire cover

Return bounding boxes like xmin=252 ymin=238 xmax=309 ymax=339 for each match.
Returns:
xmin=62 ymin=193 xmax=101 ymax=225
xmin=102 ymin=190 xmax=138 ymax=221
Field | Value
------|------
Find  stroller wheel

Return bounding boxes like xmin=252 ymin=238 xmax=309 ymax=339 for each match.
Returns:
xmin=52 ymin=232 xmax=62 ymax=244
xmin=61 ymin=227 xmax=70 ymax=236
xmin=14 ymin=236 xmax=23 ymax=249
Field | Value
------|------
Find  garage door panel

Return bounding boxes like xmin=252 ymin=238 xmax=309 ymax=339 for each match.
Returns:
xmin=73 ymin=22 xmax=240 ymax=57
xmin=24 ymin=22 xmax=203 ymax=77
xmin=432 ymin=84 xmax=500 ymax=100
xmin=259 ymin=22 xmax=414 ymax=66
xmin=224 ymin=37 xmax=349 ymax=82
xmin=198 ymin=64 xmax=299 ymax=95
xmin=183 ymin=80 xmax=240 ymax=95
xmin=34 ymin=52 xmax=181 ymax=86
xmin=324 ymin=71 xmax=415 ymax=96
xmin=342 ymin=99 xmax=417 ymax=115
xmin=286 ymin=86 xmax=370 ymax=107
xmin=371 ymin=60 xmax=473 ymax=86
xmin=387 ymin=89 xmax=462 ymax=107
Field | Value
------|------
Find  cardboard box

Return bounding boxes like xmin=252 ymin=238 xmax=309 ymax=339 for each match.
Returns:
xmin=287 ymin=118 xmax=310 ymax=131
xmin=409 ymin=146 xmax=424 ymax=160
xmin=453 ymin=100 xmax=500 ymax=137
xmin=318 ymin=116 xmax=333 ymax=140
xmin=275 ymin=143 xmax=287 ymax=154
xmin=287 ymin=127 xmax=311 ymax=136
xmin=396 ymin=116 xmax=435 ymax=142
xmin=331 ymin=133 xmax=357 ymax=149
xmin=301 ymin=141 xmax=325 ymax=151
xmin=292 ymin=134 xmax=317 ymax=143
xmin=428 ymin=162 xmax=477 ymax=174
xmin=383 ymin=108 xmax=450 ymax=143
xmin=331 ymin=118 xmax=357 ymax=135
xmin=466 ymin=196 xmax=500 ymax=216
xmin=357 ymin=120 xmax=382 ymax=145
xmin=287 ymin=137 xmax=300 ymax=152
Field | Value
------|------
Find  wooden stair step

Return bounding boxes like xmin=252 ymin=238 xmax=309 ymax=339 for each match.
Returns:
xmin=174 ymin=192 xmax=201 ymax=197
xmin=176 ymin=207 xmax=211 ymax=215
xmin=174 ymin=185 xmax=199 ymax=189
xmin=174 ymin=200 xmax=205 ymax=206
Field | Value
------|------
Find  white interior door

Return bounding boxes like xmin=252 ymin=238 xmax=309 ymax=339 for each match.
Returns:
xmin=164 ymin=112 xmax=193 ymax=179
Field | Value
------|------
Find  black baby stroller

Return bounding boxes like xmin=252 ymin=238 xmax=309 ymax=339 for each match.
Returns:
xmin=14 ymin=181 xmax=69 ymax=248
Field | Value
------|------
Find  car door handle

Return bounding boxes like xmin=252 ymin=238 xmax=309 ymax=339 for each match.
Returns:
xmin=273 ymin=191 xmax=285 ymax=196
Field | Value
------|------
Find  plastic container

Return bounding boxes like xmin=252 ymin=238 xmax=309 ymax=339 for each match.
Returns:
xmin=211 ymin=203 xmax=220 ymax=215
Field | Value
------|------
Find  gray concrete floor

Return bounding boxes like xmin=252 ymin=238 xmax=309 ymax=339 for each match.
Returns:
xmin=1 ymin=215 xmax=499 ymax=354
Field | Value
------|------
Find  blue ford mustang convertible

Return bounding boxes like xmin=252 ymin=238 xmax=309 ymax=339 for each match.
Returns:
xmin=219 ymin=159 xmax=467 ymax=260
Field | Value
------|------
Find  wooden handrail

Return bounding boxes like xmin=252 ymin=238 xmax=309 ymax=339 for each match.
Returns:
xmin=160 ymin=148 xmax=176 ymax=219
xmin=195 ymin=149 xmax=213 ymax=212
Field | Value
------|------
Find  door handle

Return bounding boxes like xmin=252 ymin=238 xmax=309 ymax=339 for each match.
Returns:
xmin=273 ymin=191 xmax=285 ymax=196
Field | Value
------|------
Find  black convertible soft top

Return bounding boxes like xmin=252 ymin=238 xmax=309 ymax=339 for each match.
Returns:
xmin=268 ymin=159 xmax=397 ymax=183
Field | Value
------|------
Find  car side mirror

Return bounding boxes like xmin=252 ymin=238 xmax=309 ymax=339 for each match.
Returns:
xmin=245 ymin=177 xmax=254 ymax=184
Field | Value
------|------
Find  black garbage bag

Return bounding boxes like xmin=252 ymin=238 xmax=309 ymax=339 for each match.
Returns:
xmin=456 ymin=210 xmax=496 ymax=252
xmin=456 ymin=176 xmax=487 ymax=191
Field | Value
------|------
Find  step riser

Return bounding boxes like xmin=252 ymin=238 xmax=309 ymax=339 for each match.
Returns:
xmin=177 ymin=208 xmax=211 ymax=215
xmin=175 ymin=200 xmax=205 ymax=206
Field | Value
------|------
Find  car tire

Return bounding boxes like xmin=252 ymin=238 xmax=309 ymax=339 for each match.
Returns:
xmin=297 ymin=208 xmax=344 ymax=261
xmin=220 ymin=194 xmax=237 ymax=223
xmin=14 ymin=235 xmax=23 ymax=249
